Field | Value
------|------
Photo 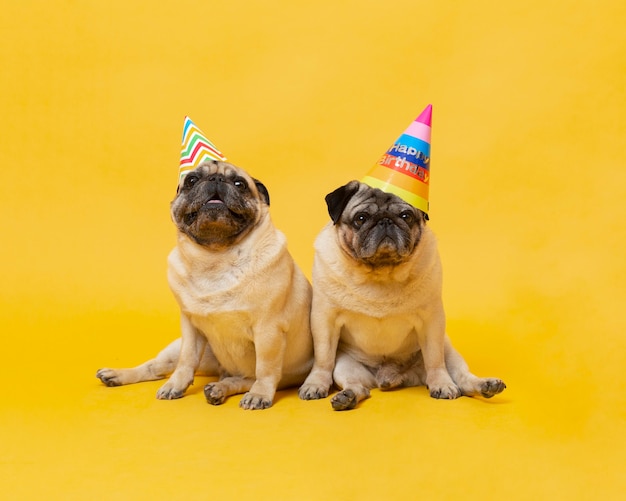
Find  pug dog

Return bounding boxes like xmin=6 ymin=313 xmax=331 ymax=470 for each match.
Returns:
xmin=298 ymin=181 xmax=505 ymax=410
xmin=97 ymin=161 xmax=313 ymax=410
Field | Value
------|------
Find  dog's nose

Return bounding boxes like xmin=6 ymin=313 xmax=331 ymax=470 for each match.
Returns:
xmin=208 ymin=174 xmax=225 ymax=183
xmin=377 ymin=218 xmax=392 ymax=227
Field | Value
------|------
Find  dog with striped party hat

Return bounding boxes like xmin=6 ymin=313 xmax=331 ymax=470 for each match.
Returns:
xmin=98 ymin=117 xmax=314 ymax=409
xmin=300 ymin=104 xmax=506 ymax=410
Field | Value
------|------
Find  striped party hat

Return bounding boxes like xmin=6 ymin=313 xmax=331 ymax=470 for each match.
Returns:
xmin=179 ymin=116 xmax=227 ymax=179
xmin=361 ymin=104 xmax=432 ymax=215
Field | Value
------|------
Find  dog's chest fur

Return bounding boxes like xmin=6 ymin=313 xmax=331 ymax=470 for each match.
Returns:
xmin=168 ymin=246 xmax=252 ymax=315
xmin=315 ymin=224 xmax=442 ymax=362
xmin=166 ymin=225 xmax=288 ymax=377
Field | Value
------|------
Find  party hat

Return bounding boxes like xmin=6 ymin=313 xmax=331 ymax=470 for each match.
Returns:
xmin=179 ymin=116 xmax=227 ymax=179
xmin=361 ymin=104 xmax=432 ymax=214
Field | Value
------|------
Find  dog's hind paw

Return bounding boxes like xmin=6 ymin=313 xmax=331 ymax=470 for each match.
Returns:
xmin=479 ymin=378 xmax=506 ymax=398
xmin=96 ymin=368 xmax=122 ymax=387
xmin=331 ymin=389 xmax=358 ymax=411
xmin=204 ymin=383 xmax=226 ymax=405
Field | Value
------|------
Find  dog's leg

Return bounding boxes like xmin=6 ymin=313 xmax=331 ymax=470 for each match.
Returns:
xmin=331 ymin=352 xmax=376 ymax=411
xmin=444 ymin=337 xmax=506 ymax=398
xmin=237 ymin=329 xmax=288 ymax=410
xmin=96 ymin=339 xmax=181 ymax=387
xmin=204 ymin=376 xmax=255 ymax=406
xmin=418 ymin=306 xmax=461 ymax=399
xmin=156 ymin=315 xmax=206 ymax=400
xmin=299 ymin=296 xmax=341 ymax=400
xmin=96 ymin=339 xmax=220 ymax=387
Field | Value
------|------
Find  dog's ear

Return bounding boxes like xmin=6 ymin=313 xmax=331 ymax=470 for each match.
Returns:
xmin=325 ymin=181 xmax=360 ymax=224
xmin=253 ymin=178 xmax=270 ymax=206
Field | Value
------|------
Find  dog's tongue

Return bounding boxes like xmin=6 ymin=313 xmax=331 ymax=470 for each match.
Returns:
xmin=207 ymin=199 xmax=224 ymax=204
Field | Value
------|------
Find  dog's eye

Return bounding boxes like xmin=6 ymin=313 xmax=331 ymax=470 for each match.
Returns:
xmin=184 ymin=175 xmax=200 ymax=189
xmin=400 ymin=211 xmax=415 ymax=225
xmin=353 ymin=213 xmax=369 ymax=228
xmin=233 ymin=178 xmax=248 ymax=190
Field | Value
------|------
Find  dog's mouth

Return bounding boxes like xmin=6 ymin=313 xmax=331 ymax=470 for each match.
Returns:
xmin=372 ymin=237 xmax=403 ymax=257
xmin=202 ymin=194 xmax=225 ymax=207
xmin=181 ymin=193 xmax=252 ymax=228
xmin=182 ymin=195 xmax=226 ymax=226
xmin=371 ymin=227 xmax=402 ymax=251
xmin=354 ymin=225 xmax=417 ymax=267
xmin=360 ymin=248 xmax=405 ymax=267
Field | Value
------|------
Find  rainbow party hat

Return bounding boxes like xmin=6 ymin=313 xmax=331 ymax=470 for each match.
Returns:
xmin=361 ymin=104 xmax=432 ymax=214
xmin=179 ymin=116 xmax=227 ymax=179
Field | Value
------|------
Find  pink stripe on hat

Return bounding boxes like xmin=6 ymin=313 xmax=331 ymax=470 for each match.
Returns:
xmin=404 ymin=121 xmax=431 ymax=143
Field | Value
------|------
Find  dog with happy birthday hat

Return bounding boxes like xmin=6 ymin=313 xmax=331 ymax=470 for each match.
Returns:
xmin=299 ymin=105 xmax=506 ymax=410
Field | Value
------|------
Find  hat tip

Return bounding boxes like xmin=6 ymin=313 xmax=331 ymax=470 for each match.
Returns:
xmin=416 ymin=104 xmax=432 ymax=127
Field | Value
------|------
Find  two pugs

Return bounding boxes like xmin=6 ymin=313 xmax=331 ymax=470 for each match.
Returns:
xmin=97 ymin=161 xmax=505 ymax=410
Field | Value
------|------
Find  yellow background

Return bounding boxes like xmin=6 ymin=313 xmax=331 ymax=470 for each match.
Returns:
xmin=1 ymin=1 xmax=624 ymax=499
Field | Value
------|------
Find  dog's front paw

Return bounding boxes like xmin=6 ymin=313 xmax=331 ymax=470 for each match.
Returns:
xmin=298 ymin=383 xmax=330 ymax=400
xmin=479 ymin=378 xmax=506 ymax=398
xmin=156 ymin=382 xmax=185 ymax=400
xmin=96 ymin=368 xmax=122 ymax=387
xmin=239 ymin=392 xmax=272 ymax=410
xmin=331 ymin=389 xmax=358 ymax=411
xmin=429 ymin=383 xmax=462 ymax=400
xmin=204 ymin=383 xmax=226 ymax=405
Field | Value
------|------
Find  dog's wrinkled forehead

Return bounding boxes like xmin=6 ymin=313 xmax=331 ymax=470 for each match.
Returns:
xmin=179 ymin=161 xmax=252 ymax=185
xmin=350 ymin=186 xmax=411 ymax=215
xmin=326 ymin=180 xmax=422 ymax=225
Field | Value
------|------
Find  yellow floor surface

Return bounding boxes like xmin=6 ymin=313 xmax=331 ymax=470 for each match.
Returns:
xmin=1 ymin=1 xmax=625 ymax=499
